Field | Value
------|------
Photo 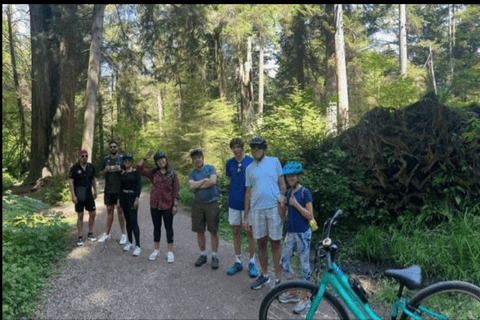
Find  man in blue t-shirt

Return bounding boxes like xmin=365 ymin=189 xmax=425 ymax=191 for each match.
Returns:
xmin=225 ymin=138 xmax=258 ymax=278
xmin=188 ymin=148 xmax=220 ymax=270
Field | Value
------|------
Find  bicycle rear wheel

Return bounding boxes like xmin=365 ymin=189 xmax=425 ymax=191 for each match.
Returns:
xmin=259 ymin=282 xmax=349 ymax=320
xmin=400 ymin=280 xmax=480 ymax=320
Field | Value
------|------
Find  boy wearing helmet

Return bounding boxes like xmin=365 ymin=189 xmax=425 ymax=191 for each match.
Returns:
xmin=277 ymin=161 xmax=316 ymax=314
xmin=244 ymin=136 xmax=287 ymax=290
xmin=188 ymin=148 xmax=220 ymax=270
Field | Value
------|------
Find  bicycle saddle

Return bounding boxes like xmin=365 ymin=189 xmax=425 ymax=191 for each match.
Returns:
xmin=384 ymin=265 xmax=423 ymax=290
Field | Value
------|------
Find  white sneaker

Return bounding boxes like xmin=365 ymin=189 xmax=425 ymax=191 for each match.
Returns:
xmin=119 ymin=234 xmax=127 ymax=245
xmin=167 ymin=251 xmax=175 ymax=263
xmin=149 ymin=250 xmax=159 ymax=261
xmin=98 ymin=233 xmax=111 ymax=243
xmin=132 ymin=247 xmax=142 ymax=257
xmin=123 ymin=242 xmax=132 ymax=251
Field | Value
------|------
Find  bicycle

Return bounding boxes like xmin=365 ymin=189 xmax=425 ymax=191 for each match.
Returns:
xmin=259 ymin=209 xmax=480 ymax=319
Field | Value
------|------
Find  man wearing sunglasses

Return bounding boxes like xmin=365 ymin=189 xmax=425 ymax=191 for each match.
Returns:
xmin=225 ymin=138 xmax=258 ymax=278
xmin=69 ymin=149 xmax=98 ymax=246
xmin=98 ymin=141 xmax=127 ymax=244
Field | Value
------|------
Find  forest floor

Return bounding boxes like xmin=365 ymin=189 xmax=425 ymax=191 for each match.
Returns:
xmin=23 ymin=180 xmax=393 ymax=319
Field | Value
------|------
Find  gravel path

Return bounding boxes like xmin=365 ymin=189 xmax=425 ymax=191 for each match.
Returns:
xmin=34 ymin=189 xmax=269 ymax=319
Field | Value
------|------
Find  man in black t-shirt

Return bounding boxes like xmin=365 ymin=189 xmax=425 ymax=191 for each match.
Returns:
xmin=97 ymin=141 xmax=127 ymax=244
xmin=69 ymin=149 xmax=98 ymax=246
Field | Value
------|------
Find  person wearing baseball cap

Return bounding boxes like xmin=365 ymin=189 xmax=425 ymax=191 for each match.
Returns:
xmin=69 ymin=149 xmax=98 ymax=246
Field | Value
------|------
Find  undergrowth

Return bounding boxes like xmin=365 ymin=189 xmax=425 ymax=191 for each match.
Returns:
xmin=2 ymin=192 xmax=73 ymax=320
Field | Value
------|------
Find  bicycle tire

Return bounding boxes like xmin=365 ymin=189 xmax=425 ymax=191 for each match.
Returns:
xmin=400 ymin=280 xmax=480 ymax=320
xmin=259 ymin=282 xmax=350 ymax=320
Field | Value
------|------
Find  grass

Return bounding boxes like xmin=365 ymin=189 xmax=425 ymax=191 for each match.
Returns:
xmin=2 ymin=191 xmax=73 ymax=320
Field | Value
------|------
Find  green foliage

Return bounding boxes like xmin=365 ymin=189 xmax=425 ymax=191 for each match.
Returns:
xmin=352 ymin=211 xmax=480 ymax=285
xmin=42 ymin=175 xmax=72 ymax=205
xmin=2 ymin=194 xmax=73 ymax=320
xmin=2 ymin=168 xmax=21 ymax=190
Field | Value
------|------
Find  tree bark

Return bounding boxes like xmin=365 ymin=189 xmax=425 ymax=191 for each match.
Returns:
xmin=335 ymin=4 xmax=349 ymax=131
xmin=82 ymin=4 xmax=105 ymax=162
xmin=27 ymin=4 xmax=61 ymax=185
xmin=399 ymin=4 xmax=407 ymax=77
xmin=258 ymin=43 xmax=264 ymax=124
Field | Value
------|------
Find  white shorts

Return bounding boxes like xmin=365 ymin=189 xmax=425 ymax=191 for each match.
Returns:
xmin=250 ymin=206 xmax=283 ymax=241
xmin=228 ymin=208 xmax=245 ymax=226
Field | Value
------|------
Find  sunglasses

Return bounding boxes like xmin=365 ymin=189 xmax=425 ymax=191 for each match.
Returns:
xmin=110 ymin=146 xmax=117 ymax=149
xmin=81 ymin=155 xmax=88 ymax=158
xmin=237 ymin=162 xmax=242 ymax=174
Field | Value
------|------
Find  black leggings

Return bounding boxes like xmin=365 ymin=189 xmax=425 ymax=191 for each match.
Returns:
xmin=120 ymin=194 xmax=140 ymax=247
xmin=151 ymin=207 xmax=174 ymax=244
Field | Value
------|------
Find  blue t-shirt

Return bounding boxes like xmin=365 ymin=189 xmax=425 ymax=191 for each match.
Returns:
xmin=226 ymin=155 xmax=254 ymax=210
xmin=285 ymin=186 xmax=313 ymax=233
xmin=188 ymin=164 xmax=219 ymax=204
xmin=245 ymin=156 xmax=283 ymax=210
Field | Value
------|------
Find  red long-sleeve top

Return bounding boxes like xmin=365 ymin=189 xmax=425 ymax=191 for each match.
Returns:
xmin=136 ymin=164 xmax=179 ymax=210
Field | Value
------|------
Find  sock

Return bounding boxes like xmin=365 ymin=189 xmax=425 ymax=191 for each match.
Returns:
xmin=201 ymin=250 xmax=208 ymax=256
xmin=212 ymin=252 xmax=218 ymax=258
xmin=235 ymin=255 xmax=242 ymax=264
xmin=249 ymin=255 xmax=256 ymax=264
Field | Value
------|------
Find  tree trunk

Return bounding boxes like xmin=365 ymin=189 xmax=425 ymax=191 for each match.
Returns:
xmin=335 ymin=4 xmax=349 ymax=131
xmin=258 ymin=43 xmax=264 ymax=124
xmin=48 ymin=4 xmax=80 ymax=176
xmin=428 ymin=44 xmax=437 ymax=95
xmin=6 ymin=4 xmax=28 ymax=163
xmin=82 ymin=4 xmax=105 ymax=162
xmin=324 ymin=4 xmax=337 ymax=105
xmin=448 ymin=4 xmax=455 ymax=86
xmin=27 ymin=4 xmax=61 ymax=185
xmin=293 ymin=12 xmax=306 ymax=89
xmin=399 ymin=4 xmax=407 ymax=77
xmin=214 ymin=30 xmax=226 ymax=100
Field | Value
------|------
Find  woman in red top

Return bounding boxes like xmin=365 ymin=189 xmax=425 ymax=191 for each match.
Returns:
xmin=137 ymin=150 xmax=179 ymax=262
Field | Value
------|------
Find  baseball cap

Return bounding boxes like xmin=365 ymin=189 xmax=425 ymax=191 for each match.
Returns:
xmin=77 ymin=149 xmax=88 ymax=157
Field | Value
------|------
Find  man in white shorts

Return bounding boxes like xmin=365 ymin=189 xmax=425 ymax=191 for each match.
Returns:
xmin=225 ymin=138 xmax=258 ymax=278
xmin=244 ymin=136 xmax=286 ymax=290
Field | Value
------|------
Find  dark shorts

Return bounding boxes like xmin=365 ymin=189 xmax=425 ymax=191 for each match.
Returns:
xmin=104 ymin=192 xmax=120 ymax=206
xmin=191 ymin=201 xmax=219 ymax=233
xmin=75 ymin=194 xmax=96 ymax=213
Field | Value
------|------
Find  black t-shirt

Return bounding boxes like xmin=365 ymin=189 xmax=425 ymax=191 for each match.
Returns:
xmin=101 ymin=154 xmax=123 ymax=193
xmin=120 ymin=170 xmax=142 ymax=198
xmin=69 ymin=163 xmax=96 ymax=192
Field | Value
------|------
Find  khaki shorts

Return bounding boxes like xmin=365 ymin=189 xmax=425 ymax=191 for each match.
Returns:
xmin=191 ymin=201 xmax=219 ymax=233
xmin=250 ymin=206 xmax=283 ymax=241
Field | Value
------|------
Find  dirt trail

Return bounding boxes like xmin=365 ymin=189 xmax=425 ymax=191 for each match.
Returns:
xmin=34 ymin=187 xmax=270 ymax=319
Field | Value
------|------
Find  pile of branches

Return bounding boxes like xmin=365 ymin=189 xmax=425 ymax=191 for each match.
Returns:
xmin=337 ymin=95 xmax=479 ymax=215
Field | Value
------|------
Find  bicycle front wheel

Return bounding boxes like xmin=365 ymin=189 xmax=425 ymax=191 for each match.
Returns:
xmin=400 ymin=280 xmax=480 ymax=320
xmin=259 ymin=282 xmax=349 ymax=320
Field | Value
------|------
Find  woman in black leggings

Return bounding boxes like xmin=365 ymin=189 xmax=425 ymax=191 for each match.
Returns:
xmin=119 ymin=153 xmax=142 ymax=256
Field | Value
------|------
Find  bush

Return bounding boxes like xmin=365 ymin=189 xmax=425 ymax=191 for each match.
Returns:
xmin=2 ymin=168 xmax=20 ymax=191
xmin=2 ymin=193 xmax=72 ymax=320
xmin=42 ymin=175 xmax=71 ymax=205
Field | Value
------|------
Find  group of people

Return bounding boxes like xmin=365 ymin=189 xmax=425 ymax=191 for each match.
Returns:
xmin=69 ymin=137 xmax=317 ymax=313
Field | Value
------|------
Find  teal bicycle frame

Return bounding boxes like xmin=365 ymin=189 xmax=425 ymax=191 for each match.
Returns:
xmin=306 ymin=262 xmax=431 ymax=320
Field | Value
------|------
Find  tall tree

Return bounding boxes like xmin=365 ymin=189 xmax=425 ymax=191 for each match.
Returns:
xmin=6 ymin=4 xmax=28 ymax=163
xmin=335 ymin=4 xmax=349 ymax=131
xmin=82 ymin=4 xmax=105 ymax=162
xmin=399 ymin=4 xmax=407 ymax=77
xmin=27 ymin=4 xmax=61 ymax=184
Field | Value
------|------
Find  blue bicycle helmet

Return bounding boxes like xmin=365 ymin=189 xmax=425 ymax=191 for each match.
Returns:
xmin=153 ymin=151 xmax=167 ymax=161
xmin=249 ymin=136 xmax=267 ymax=149
xmin=282 ymin=161 xmax=303 ymax=175
xmin=123 ymin=153 xmax=134 ymax=162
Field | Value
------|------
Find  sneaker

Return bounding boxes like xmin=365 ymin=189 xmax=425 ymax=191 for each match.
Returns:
xmin=227 ymin=262 xmax=243 ymax=275
xmin=119 ymin=234 xmax=127 ymax=245
xmin=279 ymin=292 xmax=299 ymax=303
xmin=212 ymin=256 xmax=219 ymax=270
xmin=293 ymin=299 xmax=311 ymax=314
xmin=167 ymin=251 xmax=175 ymax=263
xmin=87 ymin=233 xmax=96 ymax=241
xmin=77 ymin=237 xmax=84 ymax=246
xmin=251 ymin=275 xmax=271 ymax=290
xmin=149 ymin=250 xmax=159 ymax=261
xmin=132 ymin=247 xmax=142 ymax=256
xmin=248 ymin=262 xmax=259 ymax=278
xmin=98 ymin=233 xmax=111 ymax=243
xmin=123 ymin=242 xmax=132 ymax=251
xmin=194 ymin=254 xmax=207 ymax=267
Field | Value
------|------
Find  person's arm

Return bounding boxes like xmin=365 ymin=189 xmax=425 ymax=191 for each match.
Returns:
xmin=289 ymin=196 xmax=314 ymax=221
xmin=92 ymin=177 xmax=98 ymax=200
xmin=278 ymin=175 xmax=287 ymax=204
xmin=133 ymin=172 xmax=142 ymax=209
xmin=188 ymin=179 xmax=206 ymax=190
xmin=243 ymin=187 xmax=252 ymax=231
xmin=200 ymin=174 xmax=217 ymax=188
xmin=69 ymin=178 xmax=77 ymax=204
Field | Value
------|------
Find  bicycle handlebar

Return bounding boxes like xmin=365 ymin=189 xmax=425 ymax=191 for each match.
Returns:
xmin=323 ymin=209 xmax=343 ymax=273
